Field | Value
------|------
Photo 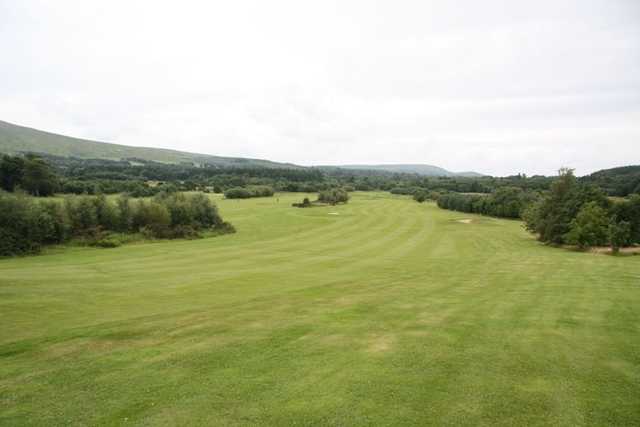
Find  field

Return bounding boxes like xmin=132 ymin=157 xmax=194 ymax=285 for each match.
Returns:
xmin=1 ymin=192 xmax=639 ymax=426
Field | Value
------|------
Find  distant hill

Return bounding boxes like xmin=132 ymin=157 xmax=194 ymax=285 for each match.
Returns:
xmin=335 ymin=164 xmax=484 ymax=177
xmin=0 ymin=120 xmax=485 ymax=176
xmin=0 ymin=120 xmax=300 ymax=169
xmin=581 ymin=165 xmax=640 ymax=197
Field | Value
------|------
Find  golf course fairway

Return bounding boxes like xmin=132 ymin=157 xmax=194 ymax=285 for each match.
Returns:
xmin=1 ymin=192 xmax=639 ymax=426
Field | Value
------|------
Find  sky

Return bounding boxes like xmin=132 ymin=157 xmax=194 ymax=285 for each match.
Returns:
xmin=1 ymin=0 xmax=639 ymax=176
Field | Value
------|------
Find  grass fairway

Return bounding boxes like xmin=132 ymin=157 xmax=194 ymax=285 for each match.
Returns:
xmin=1 ymin=192 xmax=639 ymax=426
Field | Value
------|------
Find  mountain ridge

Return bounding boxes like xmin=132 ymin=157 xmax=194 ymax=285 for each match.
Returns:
xmin=0 ymin=120 xmax=300 ymax=169
xmin=0 ymin=119 xmax=484 ymax=176
xmin=334 ymin=164 xmax=485 ymax=177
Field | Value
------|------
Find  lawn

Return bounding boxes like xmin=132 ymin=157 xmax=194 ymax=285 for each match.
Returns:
xmin=1 ymin=192 xmax=639 ymax=426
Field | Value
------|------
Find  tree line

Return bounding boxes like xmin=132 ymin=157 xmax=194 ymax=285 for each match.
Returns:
xmin=522 ymin=169 xmax=639 ymax=251
xmin=435 ymin=187 xmax=536 ymax=219
xmin=4 ymin=154 xmax=638 ymax=200
xmin=433 ymin=168 xmax=640 ymax=251
xmin=0 ymin=191 xmax=234 ymax=256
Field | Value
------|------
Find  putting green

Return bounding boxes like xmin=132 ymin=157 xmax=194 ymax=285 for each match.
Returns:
xmin=1 ymin=192 xmax=639 ymax=425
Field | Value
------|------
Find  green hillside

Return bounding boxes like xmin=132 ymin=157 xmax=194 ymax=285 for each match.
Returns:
xmin=337 ymin=164 xmax=484 ymax=177
xmin=0 ymin=120 xmax=488 ymax=176
xmin=0 ymin=120 xmax=300 ymax=168
xmin=581 ymin=165 xmax=640 ymax=197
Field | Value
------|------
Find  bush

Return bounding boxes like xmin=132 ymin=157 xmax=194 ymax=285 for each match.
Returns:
xmin=224 ymin=185 xmax=275 ymax=199
xmin=292 ymin=197 xmax=313 ymax=208
xmin=609 ymin=220 xmax=631 ymax=254
xmin=390 ymin=187 xmax=419 ymax=195
xmin=0 ymin=192 xmax=68 ymax=256
xmin=224 ymin=187 xmax=251 ymax=199
xmin=88 ymin=236 xmax=122 ymax=248
xmin=0 ymin=193 xmax=41 ymax=255
xmin=65 ymin=196 xmax=99 ymax=235
xmin=32 ymin=201 xmax=68 ymax=244
xmin=318 ymin=188 xmax=349 ymax=205
xmin=190 ymin=193 xmax=223 ymax=228
xmin=216 ymin=221 xmax=236 ymax=234
xmin=413 ymin=190 xmax=428 ymax=203
xmin=94 ymin=194 xmax=118 ymax=230
xmin=116 ymin=195 xmax=134 ymax=232
xmin=565 ymin=202 xmax=609 ymax=248
xmin=135 ymin=201 xmax=172 ymax=238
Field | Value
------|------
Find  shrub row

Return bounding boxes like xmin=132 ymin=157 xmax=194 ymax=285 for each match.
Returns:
xmin=0 ymin=191 xmax=234 ymax=256
xmin=224 ymin=185 xmax=275 ymax=199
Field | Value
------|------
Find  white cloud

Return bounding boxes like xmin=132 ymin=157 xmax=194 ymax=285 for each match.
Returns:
xmin=1 ymin=0 xmax=639 ymax=175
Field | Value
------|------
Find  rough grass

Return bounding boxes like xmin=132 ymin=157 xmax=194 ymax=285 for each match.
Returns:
xmin=1 ymin=192 xmax=639 ymax=426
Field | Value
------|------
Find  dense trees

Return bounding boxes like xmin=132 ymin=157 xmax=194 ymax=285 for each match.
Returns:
xmin=6 ymin=153 xmax=638 ymax=201
xmin=0 ymin=191 xmax=234 ymax=256
xmin=581 ymin=165 xmax=640 ymax=197
xmin=42 ymin=154 xmax=326 ymax=194
xmin=0 ymin=155 xmax=25 ymax=192
xmin=437 ymin=187 xmax=531 ymax=219
xmin=0 ymin=154 xmax=58 ymax=196
xmin=2 ymin=152 xmax=638 ymax=202
xmin=522 ymin=169 xmax=639 ymax=249
xmin=522 ymin=169 xmax=610 ymax=244
xmin=434 ymin=168 xmax=639 ymax=251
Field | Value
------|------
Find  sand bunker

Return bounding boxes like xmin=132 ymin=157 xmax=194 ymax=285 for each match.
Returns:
xmin=457 ymin=219 xmax=472 ymax=224
xmin=328 ymin=212 xmax=339 ymax=215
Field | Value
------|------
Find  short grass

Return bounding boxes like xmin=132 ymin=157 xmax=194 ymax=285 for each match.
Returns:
xmin=1 ymin=192 xmax=639 ymax=426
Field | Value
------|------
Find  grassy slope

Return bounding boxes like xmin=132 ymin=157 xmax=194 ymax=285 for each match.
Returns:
xmin=334 ymin=164 xmax=483 ymax=177
xmin=0 ymin=120 xmax=299 ymax=168
xmin=0 ymin=193 xmax=639 ymax=426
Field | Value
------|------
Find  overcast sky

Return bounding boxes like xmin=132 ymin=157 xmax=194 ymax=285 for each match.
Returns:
xmin=1 ymin=0 xmax=639 ymax=176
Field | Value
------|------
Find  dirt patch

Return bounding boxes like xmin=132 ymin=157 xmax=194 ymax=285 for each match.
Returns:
xmin=589 ymin=246 xmax=640 ymax=255
xmin=318 ymin=334 xmax=348 ymax=346
xmin=366 ymin=335 xmax=395 ymax=354
xmin=334 ymin=295 xmax=360 ymax=306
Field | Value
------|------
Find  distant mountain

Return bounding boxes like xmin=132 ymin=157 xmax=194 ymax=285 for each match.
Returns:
xmin=0 ymin=120 xmax=487 ymax=176
xmin=0 ymin=120 xmax=300 ymax=169
xmin=335 ymin=164 xmax=484 ymax=177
